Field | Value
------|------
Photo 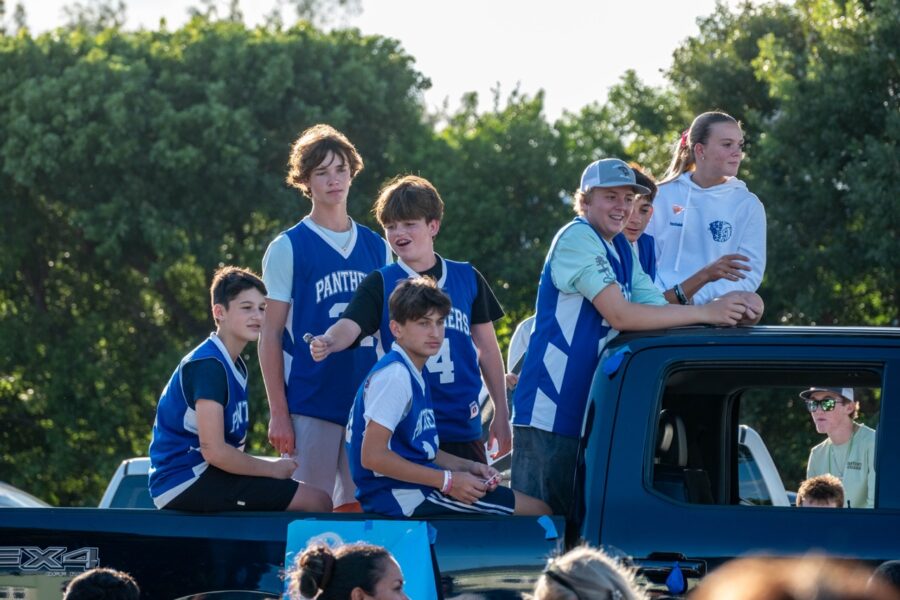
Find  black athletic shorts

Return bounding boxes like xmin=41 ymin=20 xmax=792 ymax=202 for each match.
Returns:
xmin=164 ymin=465 xmax=298 ymax=512
xmin=441 ymin=439 xmax=488 ymax=464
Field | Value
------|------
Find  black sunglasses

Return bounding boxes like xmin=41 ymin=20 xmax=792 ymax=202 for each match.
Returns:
xmin=804 ymin=397 xmax=849 ymax=413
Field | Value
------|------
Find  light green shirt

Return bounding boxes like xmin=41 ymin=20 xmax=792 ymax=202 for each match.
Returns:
xmin=549 ymin=224 xmax=667 ymax=306
xmin=807 ymin=423 xmax=876 ymax=509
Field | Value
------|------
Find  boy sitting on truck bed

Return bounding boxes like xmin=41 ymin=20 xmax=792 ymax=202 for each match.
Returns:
xmin=512 ymin=158 xmax=764 ymax=516
xmin=148 ymin=267 xmax=331 ymax=512
xmin=311 ymin=175 xmax=511 ymax=464
xmin=347 ymin=277 xmax=550 ymax=517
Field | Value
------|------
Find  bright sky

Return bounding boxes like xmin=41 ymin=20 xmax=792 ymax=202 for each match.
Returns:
xmin=21 ymin=0 xmax=755 ymax=120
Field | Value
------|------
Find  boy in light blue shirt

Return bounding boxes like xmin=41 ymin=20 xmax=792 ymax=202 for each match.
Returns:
xmin=512 ymin=158 xmax=764 ymax=515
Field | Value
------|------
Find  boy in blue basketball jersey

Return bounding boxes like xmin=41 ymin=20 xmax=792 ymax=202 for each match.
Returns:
xmin=625 ymin=166 xmax=757 ymax=306
xmin=623 ymin=167 xmax=659 ymax=281
xmin=348 ymin=277 xmax=550 ymax=517
xmin=148 ymin=267 xmax=331 ymax=512
xmin=512 ymin=158 xmax=763 ymax=515
xmin=311 ymin=176 xmax=511 ymax=464
xmin=259 ymin=125 xmax=391 ymax=511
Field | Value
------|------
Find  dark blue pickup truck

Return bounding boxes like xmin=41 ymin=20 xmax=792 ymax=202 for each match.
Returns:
xmin=2 ymin=326 xmax=899 ymax=599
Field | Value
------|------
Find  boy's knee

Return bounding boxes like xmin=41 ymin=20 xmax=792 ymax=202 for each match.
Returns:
xmin=290 ymin=484 xmax=333 ymax=512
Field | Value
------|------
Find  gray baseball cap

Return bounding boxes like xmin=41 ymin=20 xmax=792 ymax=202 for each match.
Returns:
xmin=799 ymin=387 xmax=855 ymax=402
xmin=580 ymin=158 xmax=651 ymax=195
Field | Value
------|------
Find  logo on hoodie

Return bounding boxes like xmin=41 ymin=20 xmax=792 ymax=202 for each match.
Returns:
xmin=709 ymin=220 xmax=733 ymax=242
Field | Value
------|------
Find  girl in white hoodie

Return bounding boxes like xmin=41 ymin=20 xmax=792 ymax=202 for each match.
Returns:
xmin=647 ymin=111 xmax=766 ymax=306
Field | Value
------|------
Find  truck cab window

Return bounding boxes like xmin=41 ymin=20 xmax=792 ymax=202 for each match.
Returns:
xmin=651 ymin=365 xmax=881 ymax=509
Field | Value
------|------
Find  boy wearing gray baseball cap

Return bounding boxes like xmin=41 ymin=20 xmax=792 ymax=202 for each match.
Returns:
xmin=510 ymin=158 xmax=764 ymax=516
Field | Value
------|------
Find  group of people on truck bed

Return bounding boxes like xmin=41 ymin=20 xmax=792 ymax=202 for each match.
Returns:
xmin=145 ymin=110 xmax=867 ymax=518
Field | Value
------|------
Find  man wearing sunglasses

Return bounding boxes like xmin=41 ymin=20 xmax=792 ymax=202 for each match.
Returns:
xmin=803 ymin=387 xmax=876 ymax=508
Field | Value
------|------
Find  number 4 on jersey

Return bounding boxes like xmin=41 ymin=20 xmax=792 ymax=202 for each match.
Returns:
xmin=426 ymin=339 xmax=455 ymax=384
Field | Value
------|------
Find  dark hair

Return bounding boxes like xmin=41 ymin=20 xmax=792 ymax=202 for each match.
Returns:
xmin=63 ymin=567 xmax=140 ymax=600
xmin=872 ymin=560 xmax=900 ymax=592
xmin=373 ymin=175 xmax=444 ymax=227
xmin=210 ymin=266 xmax=267 ymax=314
xmin=389 ymin=277 xmax=451 ymax=325
xmin=797 ymin=474 xmax=845 ymax=508
xmin=630 ymin=165 xmax=658 ymax=202
xmin=289 ymin=543 xmax=392 ymax=600
xmin=661 ymin=111 xmax=741 ymax=184
xmin=286 ymin=124 xmax=364 ymax=197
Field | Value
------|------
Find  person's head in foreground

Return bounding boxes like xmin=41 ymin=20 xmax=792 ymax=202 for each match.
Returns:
xmin=290 ymin=543 xmax=408 ymax=600
xmin=690 ymin=556 xmax=900 ymax=600
xmin=870 ymin=561 xmax=900 ymax=596
xmin=797 ymin=474 xmax=845 ymax=508
xmin=63 ymin=567 xmax=140 ymax=600
xmin=533 ymin=545 xmax=647 ymax=600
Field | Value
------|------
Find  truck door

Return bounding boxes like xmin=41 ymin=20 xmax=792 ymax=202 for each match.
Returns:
xmin=584 ymin=340 xmax=900 ymax=595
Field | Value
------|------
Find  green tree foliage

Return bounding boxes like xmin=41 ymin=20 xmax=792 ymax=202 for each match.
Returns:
xmin=753 ymin=0 xmax=899 ymax=325
xmin=1 ymin=0 xmax=896 ymax=506
xmin=0 ymin=17 xmax=429 ymax=504
xmin=427 ymin=89 xmax=628 ymax=339
xmin=668 ymin=1 xmax=806 ymax=129
xmin=604 ymin=69 xmax=688 ymax=177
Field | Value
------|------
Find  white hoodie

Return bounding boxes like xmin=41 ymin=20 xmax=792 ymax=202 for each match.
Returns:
xmin=646 ymin=172 xmax=766 ymax=305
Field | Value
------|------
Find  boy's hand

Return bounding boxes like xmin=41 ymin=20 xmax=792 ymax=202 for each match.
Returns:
xmin=505 ymin=372 xmax=519 ymax=390
xmin=309 ymin=334 xmax=334 ymax=362
xmin=488 ymin=417 xmax=513 ymax=459
xmin=268 ymin=414 xmax=295 ymax=455
xmin=704 ymin=296 xmax=747 ymax=327
xmin=467 ymin=462 xmax=501 ymax=491
xmin=448 ymin=471 xmax=487 ymax=504
xmin=270 ymin=457 xmax=298 ymax=479
xmin=720 ymin=291 xmax=765 ymax=324
xmin=702 ymin=254 xmax=751 ymax=283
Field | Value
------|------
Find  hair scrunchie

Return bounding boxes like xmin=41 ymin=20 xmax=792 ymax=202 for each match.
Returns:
xmin=679 ymin=129 xmax=690 ymax=150
xmin=318 ymin=552 xmax=336 ymax=592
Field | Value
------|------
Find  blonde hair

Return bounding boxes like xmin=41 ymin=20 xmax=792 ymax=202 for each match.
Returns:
xmin=533 ymin=546 xmax=647 ymax=600
xmin=660 ymin=111 xmax=741 ymax=184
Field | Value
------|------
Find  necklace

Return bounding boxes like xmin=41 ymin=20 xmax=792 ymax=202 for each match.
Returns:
xmin=308 ymin=216 xmax=353 ymax=252
xmin=828 ymin=423 xmax=857 ymax=479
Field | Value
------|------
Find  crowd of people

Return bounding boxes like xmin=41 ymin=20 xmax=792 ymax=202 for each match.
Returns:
xmin=144 ymin=110 xmax=776 ymax=518
xmin=144 ymin=110 xmax=877 ymax=525
xmin=64 ymin=545 xmax=900 ymax=600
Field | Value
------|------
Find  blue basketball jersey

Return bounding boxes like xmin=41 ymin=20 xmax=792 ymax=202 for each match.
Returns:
xmin=636 ymin=233 xmax=657 ymax=281
xmin=148 ymin=334 xmax=249 ymax=507
xmin=378 ymin=257 xmax=482 ymax=443
xmin=283 ymin=218 xmax=389 ymax=424
xmin=347 ymin=349 xmax=441 ymax=517
xmin=513 ymin=218 xmax=634 ymax=438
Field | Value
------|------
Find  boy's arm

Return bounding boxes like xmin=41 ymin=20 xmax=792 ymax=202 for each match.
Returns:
xmin=550 ymin=228 xmax=748 ymax=330
xmin=470 ymin=322 xmax=512 ymax=458
xmin=310 ymin=270 xmax=383 ymax=362
xmin=258 ymin=298 xmax=294 ymax=455
xmin=310 ymin=318 xmax=363 ymax=362
xmin=361 ymin=422 xmax=492 ymax=504
xmin=195 ymin=399 xmax=296 ymax=478
xmin=593 ymin=283 xmax=747 ymax=331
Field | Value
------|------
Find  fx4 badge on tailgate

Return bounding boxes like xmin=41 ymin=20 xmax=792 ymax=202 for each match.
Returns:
xmin=0 ymin=546 xmax=99 ymax=572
